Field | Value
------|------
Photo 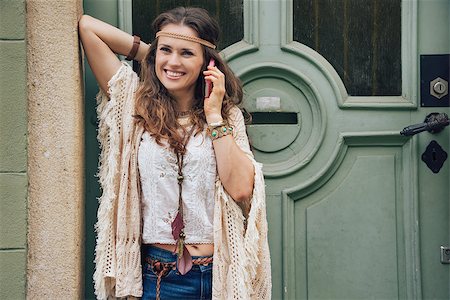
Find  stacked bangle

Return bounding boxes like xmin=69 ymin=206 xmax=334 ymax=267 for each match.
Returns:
xmin=207 ymin=121 xmax=233 ymax=140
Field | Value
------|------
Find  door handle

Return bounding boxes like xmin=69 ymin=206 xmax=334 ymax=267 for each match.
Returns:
xmin=400 ymin=112 xmax=449 ymax=136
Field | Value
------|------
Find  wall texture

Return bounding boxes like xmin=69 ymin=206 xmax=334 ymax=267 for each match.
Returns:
xmin=26 ymin=0 xmax=84 ymax=298
xmin=0 ymin=0 xmax=27 ymax=299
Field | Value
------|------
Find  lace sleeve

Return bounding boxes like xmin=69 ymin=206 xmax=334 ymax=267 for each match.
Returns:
xmin=228 ymin=106 xmax=254 ymax=159
xmin=93 ymin=62 xmax=139 ymax=299
xmin=212 ymin=133 xmax=272 ymax=299
xmin=96 ymin=62 xmax=139 ymax=137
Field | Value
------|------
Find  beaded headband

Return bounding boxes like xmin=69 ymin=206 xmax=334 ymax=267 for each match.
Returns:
xmin=156 ymin=31 xmax=216 ymax=49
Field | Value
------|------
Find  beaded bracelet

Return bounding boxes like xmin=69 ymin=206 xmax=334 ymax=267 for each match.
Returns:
xmin=207 ymin=122 xmax=233 ymax=140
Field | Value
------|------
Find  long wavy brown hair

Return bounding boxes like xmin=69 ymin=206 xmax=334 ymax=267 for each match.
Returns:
xmin=134 ymin=7 xmax=243 ymax=154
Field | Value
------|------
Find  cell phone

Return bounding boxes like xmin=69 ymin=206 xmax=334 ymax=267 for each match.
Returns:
xmin=204 ymin=58 xmax=215 ymax=98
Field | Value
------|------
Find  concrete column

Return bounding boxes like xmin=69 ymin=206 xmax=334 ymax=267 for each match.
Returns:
xmin=26 ymin=0 xmax=84 ymax=298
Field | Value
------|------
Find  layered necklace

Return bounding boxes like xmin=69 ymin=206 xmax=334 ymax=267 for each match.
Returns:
xmin=175 ymin=110 xmax=193 ymax=127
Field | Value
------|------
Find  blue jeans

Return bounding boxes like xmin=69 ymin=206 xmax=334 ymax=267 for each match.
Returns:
xmin=142 ymin=245 xmax=212 ymax=300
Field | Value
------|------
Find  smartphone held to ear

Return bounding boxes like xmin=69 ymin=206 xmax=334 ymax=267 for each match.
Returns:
xmin=204 ymin=58 xmax=215 ymax=98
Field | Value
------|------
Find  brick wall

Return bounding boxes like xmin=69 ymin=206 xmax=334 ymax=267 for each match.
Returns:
xmin=0 ymin=0 xmax=27 ymax=299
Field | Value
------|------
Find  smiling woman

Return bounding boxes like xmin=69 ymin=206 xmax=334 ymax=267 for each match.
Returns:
xmin=78 ymin=6 xmax=271 ymax=300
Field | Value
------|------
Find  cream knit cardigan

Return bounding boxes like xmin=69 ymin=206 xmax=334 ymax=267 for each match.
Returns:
xmin=93 ymin=63 xmax=271 ymax=299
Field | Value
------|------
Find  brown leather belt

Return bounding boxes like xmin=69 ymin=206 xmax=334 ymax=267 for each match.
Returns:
xmin=145 ymin=256 xmax=213 ymax=300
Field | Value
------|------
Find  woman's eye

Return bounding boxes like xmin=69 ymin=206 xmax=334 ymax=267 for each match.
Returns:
xmin=159 ymin=47 xmax=170 ymax=53
xmin=182 ymin=51 xmax=194 ymax=56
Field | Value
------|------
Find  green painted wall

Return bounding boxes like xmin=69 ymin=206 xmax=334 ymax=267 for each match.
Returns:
xmin=0 ymin=0 xmax=27 ymax=299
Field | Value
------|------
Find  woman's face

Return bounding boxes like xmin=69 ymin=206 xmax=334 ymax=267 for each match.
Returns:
xmin=155 ymin=24 xmax=205 ymax=101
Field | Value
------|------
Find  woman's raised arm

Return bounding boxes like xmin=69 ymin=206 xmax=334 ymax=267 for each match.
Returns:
xmin=78 ymin=15 xmax=149 ymax=93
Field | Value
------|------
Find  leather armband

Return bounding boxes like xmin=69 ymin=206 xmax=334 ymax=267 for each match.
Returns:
xmin=126 ymin=35 xmax=141 ymax=61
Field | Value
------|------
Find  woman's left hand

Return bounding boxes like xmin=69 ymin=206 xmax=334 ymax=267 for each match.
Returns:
xmin=203 ymin=65 xmax=225 ymax=123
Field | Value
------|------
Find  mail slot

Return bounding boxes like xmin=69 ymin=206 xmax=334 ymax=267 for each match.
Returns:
xmin=243 ymin=84 xmax=302 ymax=153
xmin=250 ymin=112 xmax=298 ymax=124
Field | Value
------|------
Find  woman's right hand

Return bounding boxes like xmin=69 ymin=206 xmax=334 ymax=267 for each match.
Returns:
xmin=78 ymin=15 xmax=149 ymax=94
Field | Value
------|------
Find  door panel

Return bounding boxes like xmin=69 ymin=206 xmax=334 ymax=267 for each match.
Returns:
xmin=289 ymin=144 xmax=412 ymax=299
xmin=306 ymin=153 xmax=400 ymax=299
xmin=225 ymin=0 xmax=449 ymax=299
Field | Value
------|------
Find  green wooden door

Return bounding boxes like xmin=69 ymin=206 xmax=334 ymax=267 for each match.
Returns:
xmin=228 ymin=1 xmax=449 ymax=299
xmin=84 ymin=0 xmax=449 ymax=299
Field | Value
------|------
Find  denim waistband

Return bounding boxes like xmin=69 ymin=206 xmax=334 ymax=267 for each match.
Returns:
xmin=143 ymin=245 xmax=213 ymax=264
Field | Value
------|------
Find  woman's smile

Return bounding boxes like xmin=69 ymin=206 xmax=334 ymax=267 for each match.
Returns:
xmin=164 ymin=69 xmax=186 ymax=79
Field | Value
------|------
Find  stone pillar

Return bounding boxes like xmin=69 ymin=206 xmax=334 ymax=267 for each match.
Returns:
xmin=26 ymin=0 xmax=84 ymax=298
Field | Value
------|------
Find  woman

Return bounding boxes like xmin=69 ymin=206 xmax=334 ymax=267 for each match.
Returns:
xmin=79 ymin=7 xmax=271 ymax=300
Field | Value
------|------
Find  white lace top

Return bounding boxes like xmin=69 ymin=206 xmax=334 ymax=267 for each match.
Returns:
xmin=138 ymin=127 xmax=216 ymax=244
